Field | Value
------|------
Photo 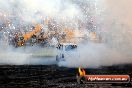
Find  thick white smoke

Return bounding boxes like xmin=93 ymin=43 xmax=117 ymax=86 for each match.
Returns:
xmin=0 ymin=0 xmax=82 ymax=23
xmin=0 ymin=0 xmax=82 ymax=65
xmin=0 ymin=0 xmax=132 ymax=67
xmin=58 ymin=0 xmax=132 ymax=68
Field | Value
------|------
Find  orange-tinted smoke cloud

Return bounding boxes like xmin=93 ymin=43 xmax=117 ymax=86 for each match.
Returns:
xmin=64 ymin=28 xmax=74 ymax=39
xmin=23 ymin=24 xmax=42 ymax=41
xmin=104 ymin=0 xmax=132 ymax=27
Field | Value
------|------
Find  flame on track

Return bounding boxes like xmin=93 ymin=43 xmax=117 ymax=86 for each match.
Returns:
xmin=78 ymin=67 xmax=86 ymax=76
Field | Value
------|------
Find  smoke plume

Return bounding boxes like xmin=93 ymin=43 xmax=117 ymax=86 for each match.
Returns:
xmin=0 ymin=0 xmax=132 ymax=68
xmin=58 ymin=0 xmax=132 ymax=68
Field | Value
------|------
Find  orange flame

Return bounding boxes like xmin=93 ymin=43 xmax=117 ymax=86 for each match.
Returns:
xmin=23 ymin=24 xmax=42 ymax=41
xmin=78 ymin=67 xmax=86 ymax=76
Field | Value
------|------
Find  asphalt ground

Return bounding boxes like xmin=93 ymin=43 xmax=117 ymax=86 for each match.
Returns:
xmin=0 ymin=64 xmax=132 ymax=88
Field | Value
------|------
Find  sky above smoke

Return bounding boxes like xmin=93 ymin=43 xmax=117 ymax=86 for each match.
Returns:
xmin=0 ymin=0 xmax=132 ymax=68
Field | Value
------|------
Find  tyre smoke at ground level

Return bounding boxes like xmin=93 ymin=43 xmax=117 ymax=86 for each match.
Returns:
xmin=0 ymin=0 xmax=132 ymax=68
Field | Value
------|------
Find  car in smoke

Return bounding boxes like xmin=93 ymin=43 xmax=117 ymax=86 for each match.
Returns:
xmin=56 ymin=43 xmax=77 ymax=62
